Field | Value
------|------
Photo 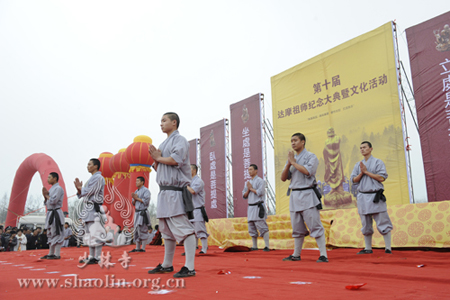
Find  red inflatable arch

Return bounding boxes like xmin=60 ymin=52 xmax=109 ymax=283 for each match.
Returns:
xmin=5 ymin=153 xmax=68 ymax=227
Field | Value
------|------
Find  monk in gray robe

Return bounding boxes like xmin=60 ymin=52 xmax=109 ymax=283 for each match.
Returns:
xmin=40 ymin=172 xmax=64 ymax=259
xmin=242 ymin=164 xmax=270 ymax=251
xmin=129 ymin=176 xmax=151 ymax=253
xmin=187 ymin=164 xmax=209 ymax=254
xmin=62 ymin=222 xmax=72 ymax=247
xmin=281 ymin=133 xmax=328 ymax=263
xmin=74 ymin=158 xmax=106 ymax=265
xmin=351 ymin=141 xmax=393 ymax=254
xmin=148 ymin=112 xmax=196 ymax=278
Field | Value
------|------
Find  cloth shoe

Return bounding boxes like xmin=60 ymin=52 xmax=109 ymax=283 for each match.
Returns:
xmin=316 ymin=256 xmax=328 ymax=263
xmin=148 ymin=263 xmax=174 ymax=274
xmin=173 ymin=266 xmax=196 ymax=278
xmin=282 ymin=255 xmax=301 ymax=261
xmin=357 ymin=249 xmax=373 ymax=254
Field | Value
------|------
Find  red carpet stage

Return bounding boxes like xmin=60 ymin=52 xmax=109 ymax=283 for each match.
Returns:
xmin=1 ymin=245 xmax=450 ymax=299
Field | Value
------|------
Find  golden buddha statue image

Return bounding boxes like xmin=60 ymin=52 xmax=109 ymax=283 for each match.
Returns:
xmin=322 ymin=127 xmax=354 ymax=208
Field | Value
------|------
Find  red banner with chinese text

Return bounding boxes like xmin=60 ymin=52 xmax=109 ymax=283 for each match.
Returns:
xmin=200 ymin=120 xmax=228 ymax=219
xmin=230 ymin=94 xmax=265 ymax=217
xmin=406 ymin=11 xmax=450 ymax=202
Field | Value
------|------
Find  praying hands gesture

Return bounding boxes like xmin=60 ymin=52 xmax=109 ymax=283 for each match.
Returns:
xmin=131 ymin=192 xmax=141 ymax=204
xmin=42 ymin=187 xmax=49 ymax=202
xmin=359 ymin=161 xmax=367 ymax=175
xmin=246 ymin=180 xmax=256 ymax=195
xmin=287 ymin=150 xmax=296 ymax=165
xmin=74 ymin=178 xmax=83 ymax=194
xmin=149 ymin=144 xmax=161 ymax=162
xmin=247 ymin=181 xmax=253 ymax=190
xmin=148 ymin=143 xmax=178 ymax=167
xmin=149 ymin=144 xmax=161 ymax=170
xmin=357 ymin=161 xmax=385 ymax=183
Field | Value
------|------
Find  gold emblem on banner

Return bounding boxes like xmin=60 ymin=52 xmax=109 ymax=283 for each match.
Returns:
xmin=210 ymin=130 xmax=216 ymax=147
xmin=241 ymin=104 xmax=249 ymax=123
xmin=434 ymin=24 xmax=450 ymax=52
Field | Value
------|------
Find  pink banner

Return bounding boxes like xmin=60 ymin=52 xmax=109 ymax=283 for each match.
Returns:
xmin=230 ymin=94 xmax=264 ymax=217
xmin=406 ymin=11 xmax=450 ymax=202
xmin=200 ymin=120 xmax=228 ymax=219
xmin=188 ymin=139 xmax=198 ymax=166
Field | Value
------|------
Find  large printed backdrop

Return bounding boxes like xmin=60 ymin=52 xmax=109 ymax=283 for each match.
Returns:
xmin=271 ymin=22 xmax=410 ymax=214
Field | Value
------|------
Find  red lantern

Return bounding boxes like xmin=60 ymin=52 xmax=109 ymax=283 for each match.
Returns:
xmin=99 ymin=152 xmax=114 ymax=178
xmin=110 ymin=149 xmax=130 ymax=178
xmin=125 ymin=135 xmax=154 ymax=190
xmin=109 ymin=149 xmax=133 ymax=229
xmin=125 ymin=135 xmax=155 ymax=174
xmin=125 ymin=135 xmax=154 ymax=229
xmin=98 ymin=152 xmax=114 ymax=211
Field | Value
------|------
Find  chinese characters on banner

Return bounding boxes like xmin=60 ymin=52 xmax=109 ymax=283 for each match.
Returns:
xmin=441 ymin=59 xmax=450 ymax=139
xmin=242 ymin=127 xmax=251 ymax=181
xmin=210 ymin=150 xmax=217 ymax=209
xmin=200 ymin=120 xmax=228 ymax=219
xmin=406 ymin=11 xmax=450 ymax=201
xmin=230 ymin=94 xmax=264 ymax=218
xmin=277 ymin=74 xmax=388 ymax=119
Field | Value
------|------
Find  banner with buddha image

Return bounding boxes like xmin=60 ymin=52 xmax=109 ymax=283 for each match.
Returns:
xmin=271 ymin=22 xmax=410 ymax=214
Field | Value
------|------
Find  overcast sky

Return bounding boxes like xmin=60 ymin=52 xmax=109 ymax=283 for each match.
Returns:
xmin=0 ymin=0 xmax=446 ymax=210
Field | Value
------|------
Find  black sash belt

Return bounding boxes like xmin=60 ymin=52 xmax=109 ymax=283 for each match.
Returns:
xmin=290 ymin=185 xmax=323 ymax=210
xmin=48 ymin=208 xmax=63 ymax=235
xmin=248 ymin=201 xmax=265 ymax=218
xmin=136 ymin=209 xmax=150 ymax=225
xmin=359 ymin=189 xmax=386 ymax=203
xmin=195 ymin=206 xmax=209 ymax=222
xmin=160 ymin=186 xmax=183 ymax=192
xmin=159 ymin=185 xmax=195 ymax=219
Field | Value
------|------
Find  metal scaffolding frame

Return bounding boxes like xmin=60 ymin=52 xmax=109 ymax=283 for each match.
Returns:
xmin=260 ymin=93 xmax=276 ymax=215
xmin=196 ymin=138 xmax=201 ymax=177
xmin=225 ymin=119 xmax=234 ymax=217
xmin=393 ymin=22 xmax=419 ymax=204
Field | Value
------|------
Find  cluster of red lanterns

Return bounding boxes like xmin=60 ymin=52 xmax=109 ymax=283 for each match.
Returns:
xmin=97 ymin=135 xmax=154 ymax=228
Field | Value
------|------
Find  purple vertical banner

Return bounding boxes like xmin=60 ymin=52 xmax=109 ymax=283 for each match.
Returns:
xmin=200 ymin=119 xmax=227 ymax=219
xmin=230 ymin=94 xmax=264 ymax=217
xmin=406 ymin=11 xmax=450 ymax=202
xmin=188 ymin=139 xmax=198 ymax=166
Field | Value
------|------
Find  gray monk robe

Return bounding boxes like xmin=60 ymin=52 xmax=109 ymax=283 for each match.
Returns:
xmin=190 ymin=175 xmax=209 ymax=239
xmin=242 ymin=175 xmax=268 ymax=237
xmin=133 ymin=186 xmax=151 ymax=243
xmin=350 ymin=156 xmax=393 ymax=236
xmin=151 ymin=129 xmax=198 ymax=274
xmin=286 ymin=149 xmax=324 ymax=238
xmin=62 ymin=227 xmax=72 ymax=247
xmin=45 ymin=183 xmax=65 ymax=246
xmin=156 ymin=130 xmax=195 ymax=242
xmin=78 ymin=171 xmax=106 ymax=247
